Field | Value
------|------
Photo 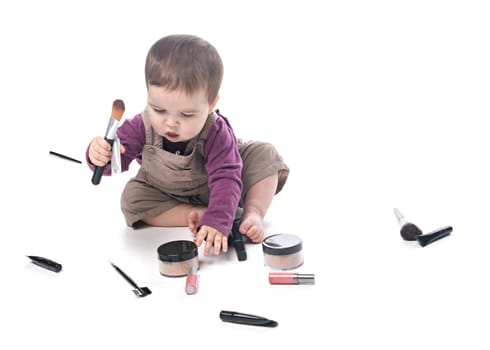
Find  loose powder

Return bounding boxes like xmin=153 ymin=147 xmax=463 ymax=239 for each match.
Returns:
xmin=157 ymin=240 xmax=199 ymax=277
xmin=262 ymin=233 xmax=304 ymax=270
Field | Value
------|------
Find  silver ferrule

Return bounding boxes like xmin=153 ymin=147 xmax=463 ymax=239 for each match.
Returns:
xmin=104 ymin=117 xmax=120 ymax=140
xmin=394 ymin=208 xmax=408 ymax=227
xmin=111 ymin=136 xmax=122 ymax=174
xmin=188 ymin=265 xmax=198 ymax=276
xmin=297 ymin=274 xmax=315 ymax=284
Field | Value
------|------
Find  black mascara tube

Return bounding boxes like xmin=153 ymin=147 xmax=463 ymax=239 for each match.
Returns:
xmin=220 ymin=310 xmax=278 ymax=327
xmin=27 ymin=256 xmax=62 ymax=272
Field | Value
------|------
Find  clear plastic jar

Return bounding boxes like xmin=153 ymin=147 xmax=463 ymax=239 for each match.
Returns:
xmin=157 ymin=240 xmax=199 ymax=277
xmin=262 ymin=233 xmax=303 ymax=270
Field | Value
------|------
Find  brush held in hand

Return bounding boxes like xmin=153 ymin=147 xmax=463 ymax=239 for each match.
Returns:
xmin=91 ymin=99 xmax=125 ymax=185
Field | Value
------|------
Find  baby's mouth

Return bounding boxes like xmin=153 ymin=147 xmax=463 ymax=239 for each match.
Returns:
xmin=165 ymin=131 xmax=179 ymax=141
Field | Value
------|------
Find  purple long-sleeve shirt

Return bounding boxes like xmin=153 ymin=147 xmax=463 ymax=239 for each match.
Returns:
xmin=87 ymin=112 xmax=243 ymax=235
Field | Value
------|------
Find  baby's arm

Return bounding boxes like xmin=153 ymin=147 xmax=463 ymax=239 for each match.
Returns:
xmin=198 ymin=116 xmax=243 ymax=236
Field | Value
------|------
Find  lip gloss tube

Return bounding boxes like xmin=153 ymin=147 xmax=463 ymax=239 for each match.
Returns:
xmin=268 ymin=272 xmax=315 ymax=285
xmin=185 ymin=265 xmax=198 ymax=295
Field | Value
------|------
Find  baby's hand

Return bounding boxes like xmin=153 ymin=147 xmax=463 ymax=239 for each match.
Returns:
xmin=88 ymin=136 xmax=125 ymax=166
xmin=194 ymin=225 xmax=228 ymax=256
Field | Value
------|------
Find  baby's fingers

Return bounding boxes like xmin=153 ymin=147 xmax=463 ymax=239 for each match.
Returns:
xmin=215 ymin=234 xmax=228 ymax=255
xmin=194 ymin=228 xmax=208 ymax=248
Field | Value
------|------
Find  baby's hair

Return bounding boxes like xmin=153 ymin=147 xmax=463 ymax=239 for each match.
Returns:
xmin=145 ymin=34 xmax=223 ymax=104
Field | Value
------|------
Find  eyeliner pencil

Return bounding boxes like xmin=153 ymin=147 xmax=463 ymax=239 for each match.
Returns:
xmin=49 ymin=151 xmax=82 ymax=164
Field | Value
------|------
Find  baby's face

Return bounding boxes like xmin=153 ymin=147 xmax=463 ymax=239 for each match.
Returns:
xmin=146 ymin=85 xmax=213 ymax=142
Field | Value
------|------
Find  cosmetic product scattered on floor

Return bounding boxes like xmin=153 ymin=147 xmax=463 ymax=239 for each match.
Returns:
xmin=158 ymin=240 xmax=200 ymax=295
xmin=49 ymin=151 xmax=82 ymax=164
xmin=416 ymin=226 xmax=453 ymax=247
xmin=185 ymin=265 xmax=198 ymax=295
xmin=262 ymin=233 xmax=304 ymax=270
xmin=26 ymin=255 xmax=62 ymax=273
xmin=394 ymin=208 xmax=452 ymax=247
xmin=219 ymin=310 xmax=278 ymax=327
xmin=394 ymin=208 xmax=423 ymax=241
xmin=109 ymin=261 xmax=152 ymax=298
xmin=268 ymin=272 xmax=315 ymax=285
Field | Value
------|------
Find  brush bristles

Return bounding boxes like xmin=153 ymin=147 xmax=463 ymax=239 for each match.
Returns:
xmin=112 ymin=99 xmax=125 ymax=121
xmin=400 ymin=223 xmax=423 ymax=241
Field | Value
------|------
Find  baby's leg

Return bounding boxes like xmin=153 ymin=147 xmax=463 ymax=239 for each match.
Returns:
xmin=143 ymin=204 xmax=206 ymax=230
xmin=239 ymin=174 xmax=278 ymax=243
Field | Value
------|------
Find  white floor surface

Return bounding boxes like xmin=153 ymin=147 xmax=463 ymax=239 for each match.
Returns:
xmin=1 ymin=1 xmax=490 ymax=349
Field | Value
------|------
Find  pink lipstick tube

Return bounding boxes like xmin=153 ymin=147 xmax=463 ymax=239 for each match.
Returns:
xmin=268 ymin=272 xmax=315 ymax=285
xmin=185 ymin=265 xmax=198 ymax=295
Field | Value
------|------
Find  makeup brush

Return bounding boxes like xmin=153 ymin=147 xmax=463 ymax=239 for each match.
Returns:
xmin=91 ymin=99 xmax=125 ymax=185
xmin=394 ymin=208 xmax=423 ymax=241
xmin=109 ymin=261 xmax=152 ymax=298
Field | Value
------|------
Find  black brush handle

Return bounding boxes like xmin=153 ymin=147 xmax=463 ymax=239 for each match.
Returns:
xmin=91 ymin=138 xmax=114 ymax=185
xmin=417 ymin=226 xmax=453 ymax=247
xmin=27 ymin=256 xmax=62 ymax=273
xmin=228 ymin=218 xmax=247 ymax=261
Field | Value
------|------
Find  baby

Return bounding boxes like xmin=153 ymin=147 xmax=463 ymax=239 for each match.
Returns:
xmin=87 ymin=34 xmax=289 ymax=256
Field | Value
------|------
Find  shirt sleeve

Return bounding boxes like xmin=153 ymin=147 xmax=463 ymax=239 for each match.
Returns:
xmin=85 ymin=114 xmax=145 ymax=174
xmin=198 ymin=116 xmax=243 ymax=236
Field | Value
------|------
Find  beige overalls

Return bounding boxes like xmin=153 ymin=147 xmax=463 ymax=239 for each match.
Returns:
xmin=121 ymin=111 xmax=289 ymax=227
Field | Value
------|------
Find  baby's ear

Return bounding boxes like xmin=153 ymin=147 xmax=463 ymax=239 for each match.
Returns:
xmin=208 ymin=95 xmax=220 ymax=113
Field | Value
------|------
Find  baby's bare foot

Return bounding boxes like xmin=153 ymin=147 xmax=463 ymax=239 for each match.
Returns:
xmin=239 ymin=211 xmax=265 ymax=243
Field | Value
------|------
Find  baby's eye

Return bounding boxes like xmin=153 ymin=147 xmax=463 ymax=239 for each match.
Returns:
xmin=153 ymin=107 xmax=166 ymax=114
xmin=181 ymin=112 xmax=194 ymax=117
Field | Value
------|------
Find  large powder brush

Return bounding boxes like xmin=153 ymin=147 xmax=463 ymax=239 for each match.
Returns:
xmin=394 ymin=208 xmax=423 ymax=241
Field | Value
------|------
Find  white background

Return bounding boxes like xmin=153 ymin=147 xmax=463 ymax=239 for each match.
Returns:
xmin=1 ymin=0 xmax=490 ymax=349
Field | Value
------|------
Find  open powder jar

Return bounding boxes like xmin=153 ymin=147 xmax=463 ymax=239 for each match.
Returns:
xmin=262 ymin=233 xmax=303 ymax=270
xmin=157 ymin=240 xmax=199 ymax=277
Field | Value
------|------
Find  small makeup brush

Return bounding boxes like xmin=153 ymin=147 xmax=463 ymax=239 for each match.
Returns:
xmin=91 ymin=99 xmax=125 ymax=185
xmin=394 ymin=208 xmax=423 ymax=241
xmin=109 ymin=261 xmax=152 ymax=298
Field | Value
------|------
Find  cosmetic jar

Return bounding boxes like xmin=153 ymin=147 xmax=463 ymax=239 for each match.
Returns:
xmin=157 ymin=240 xmax=199 ymax=277
xmin=262 ymin=233 xmax=303 ymax=270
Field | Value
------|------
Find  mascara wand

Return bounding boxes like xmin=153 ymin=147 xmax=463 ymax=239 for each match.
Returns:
xmin=91 ymin=99 xmax=125 ymax=185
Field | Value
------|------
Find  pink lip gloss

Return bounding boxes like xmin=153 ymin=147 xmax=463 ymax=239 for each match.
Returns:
xmin=185 ymin=265 xmax=198 ymax=295
xmin=268 ymin=272 xmax=315 ymax=285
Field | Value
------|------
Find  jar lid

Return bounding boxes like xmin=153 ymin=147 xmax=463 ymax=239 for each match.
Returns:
xmin=262 ymin=233 xmax=303 ymax=256
xmin=158 ymin=240 xmax=198 ymax=262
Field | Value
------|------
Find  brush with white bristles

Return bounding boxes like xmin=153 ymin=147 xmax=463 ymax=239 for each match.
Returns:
xmin=91 ymin=99 xmax=125 ymax=185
